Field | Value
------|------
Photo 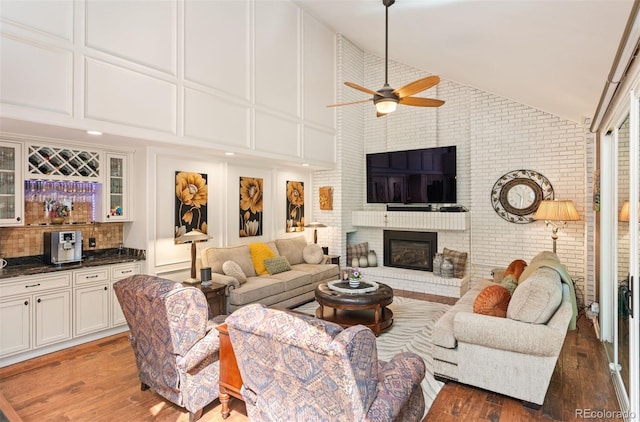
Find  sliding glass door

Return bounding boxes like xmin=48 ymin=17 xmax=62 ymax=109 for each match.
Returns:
xmin=603 ymin=91 xmax=639 ymax=422
xmin=628 ymin=92 xmax=639 ymax=422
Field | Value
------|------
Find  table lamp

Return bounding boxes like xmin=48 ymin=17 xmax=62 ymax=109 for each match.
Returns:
xmin=175 ymin=230 xmax=212 ymax=282
xmin=304 ymin=221 xmax=327 ymax=244
xmin=533 ymin=200 xmax=580 ymax=253
xmin=619 ymin=200 xmax=631 ymax=221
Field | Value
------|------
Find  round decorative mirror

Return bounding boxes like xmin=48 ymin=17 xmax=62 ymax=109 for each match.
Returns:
xmin=491 ymin=170 xmax=554 ymax=223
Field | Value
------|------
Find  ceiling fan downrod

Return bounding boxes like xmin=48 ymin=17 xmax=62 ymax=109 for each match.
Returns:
xmin=383 ymin=0 xmax=395 ymax=86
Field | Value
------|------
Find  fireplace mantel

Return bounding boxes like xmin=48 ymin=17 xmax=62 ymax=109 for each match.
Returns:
xmin=352 ymin=211 xmax=468 ymax=231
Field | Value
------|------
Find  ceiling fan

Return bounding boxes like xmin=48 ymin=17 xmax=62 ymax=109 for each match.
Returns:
xmin=328 ymin=0 xmax=445 ymax=116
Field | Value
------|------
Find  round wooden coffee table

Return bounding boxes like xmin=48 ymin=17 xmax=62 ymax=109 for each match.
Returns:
xmin=314 ymin=281 xmax=394 ymax=336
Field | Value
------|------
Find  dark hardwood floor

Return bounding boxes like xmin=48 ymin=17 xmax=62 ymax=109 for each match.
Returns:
xmin=0 ymin=290 xmax=620 ymax=422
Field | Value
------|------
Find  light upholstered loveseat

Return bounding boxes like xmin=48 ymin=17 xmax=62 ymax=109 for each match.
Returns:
xmin=432 ymin=252 xmax=578 ymax=407
xmin=196 ymin=236 xmax=339 ymax=313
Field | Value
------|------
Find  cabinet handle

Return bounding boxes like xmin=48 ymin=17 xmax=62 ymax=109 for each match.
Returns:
xmin=86 ymin=275 xmax=99 ymax=279
xmin=37 ymin=298 xmax=41 ymax=303
xmin=24 ymin=301 xmax=28 ymax=306
xmin=122 ymin=270 xmax=133 ymax=274
xmin=104 ymin=286 xmax=108 ymax=291
xmin=25 ymin=283 xmax=41 ymax=288
xmin=16 ymin=216 xmax=21 ymax=222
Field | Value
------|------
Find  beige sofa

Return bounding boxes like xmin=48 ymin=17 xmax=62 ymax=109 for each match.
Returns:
xmin=432 ymin=252 xmax=578 ymax=407
xmin=197 ymin=236 xmax=339 ymax=313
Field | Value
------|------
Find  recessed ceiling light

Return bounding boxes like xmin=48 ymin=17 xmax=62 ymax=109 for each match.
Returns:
xmin=225 ymin=152 xmax=235 ymax=156
xmin=301 ymin=163 xmax=309 ymax=167
xmin=86 ymin=130 xmax=102 ymax=136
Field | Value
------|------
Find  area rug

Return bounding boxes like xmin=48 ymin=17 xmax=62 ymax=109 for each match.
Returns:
xmin=293 ymin=296 xmax=451 ymax=417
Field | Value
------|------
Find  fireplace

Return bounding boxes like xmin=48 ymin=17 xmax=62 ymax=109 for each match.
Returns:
xmin=383 ymin=230 xmax=437 ymax=271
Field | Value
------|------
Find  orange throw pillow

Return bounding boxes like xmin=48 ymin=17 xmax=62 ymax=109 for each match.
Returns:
xmin=473 ymin=285 xmax=511 ymax=318
xmin=504 ymin=259 xmax=527 ymax=281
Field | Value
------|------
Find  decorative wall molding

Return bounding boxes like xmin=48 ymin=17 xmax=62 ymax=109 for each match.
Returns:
xmin=0 ymin=0 xmax=336 ymax=167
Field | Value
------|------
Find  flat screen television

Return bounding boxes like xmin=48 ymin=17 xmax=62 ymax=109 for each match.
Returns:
xmin=366 ymin=146 xmax=456 ymax=204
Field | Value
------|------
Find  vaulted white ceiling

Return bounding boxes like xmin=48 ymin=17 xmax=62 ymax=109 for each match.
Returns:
xmin=296 ymin=0 xmax=634 ymax=123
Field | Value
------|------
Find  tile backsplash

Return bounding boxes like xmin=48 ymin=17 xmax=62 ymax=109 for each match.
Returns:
xmin=0 ymin=223 xmax=123 ymax=258
xmin=25 ymin=201 xmax=93 ymax=225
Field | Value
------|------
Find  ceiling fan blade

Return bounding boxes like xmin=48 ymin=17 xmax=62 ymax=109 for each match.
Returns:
xmin=393 ymin=76 xmax=441 ymax=99
xmin=327 ymin=98 xmax=372 ymax=108
xmin=376 ymin=112 xmax=387 ymax=118
xmin=399 ymin=96 xmax=445 ymax=107
xmin=344 ymin=82 xmax=379 ymax=96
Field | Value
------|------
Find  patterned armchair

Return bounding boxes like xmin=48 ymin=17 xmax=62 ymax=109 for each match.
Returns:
xmin=114 ymin=274 xmax=222 ymax=421
xmin=226 ymin=304 xmax=426 ymax=421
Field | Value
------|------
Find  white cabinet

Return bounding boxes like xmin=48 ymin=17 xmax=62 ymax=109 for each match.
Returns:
xmin=74 ymin=284 xmax=109 ymax=336
xmin=110 ymin=263 xmax=141 ymax=326
xmin=0 ymin=140 xmax=24 ymax=226
xmin=0 ymin=273 xmax=72 ymax=358
xmin=110 ymin=284 xmax=127 ymax=327
xmin=0 ymin=297 xmax=31 ymax=356
xmin=3 ymin=140 xmax=135 ymax=225
xmin=35 ymin=290 xmax=71 ymax=347
xmin=100 ymin=152 xmax=131 ymax=222
xmin=73 ymin=267 xmax=110 ymax=336
xmin=0 ymin=262 xmax=141 ymax=365
xmin=26 ymin=144 xmax=101 ymax=180
xmin=72 ymin=263 xmax=139 ymax=336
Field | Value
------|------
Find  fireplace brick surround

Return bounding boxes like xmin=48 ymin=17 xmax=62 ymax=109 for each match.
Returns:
xmin=350 ymin=211 xmax=470 ymax=298
xmin=363 ymin=266 xmax=470 ymax=298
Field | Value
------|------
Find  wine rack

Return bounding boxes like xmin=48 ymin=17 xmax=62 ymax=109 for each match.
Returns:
xmin=27 ymin=145 xmax=101 ymax=179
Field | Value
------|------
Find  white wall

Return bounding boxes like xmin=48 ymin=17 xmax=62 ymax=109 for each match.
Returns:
xmin=147 ymin=148 xmax=314 ymax=279
xmin=0 ymin=0 xmax=336 ymax=167
xmin=312 ymin=35 xmax=365 ymax=261
xmin=1 ymin=1 xmax=597 ymax=304
xmin=0 ymin=0 xmax=337 ymax=280
xmin=325 ymin=37 xmax=593 ymax=304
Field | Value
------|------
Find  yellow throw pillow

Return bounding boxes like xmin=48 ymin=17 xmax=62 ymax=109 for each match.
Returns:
xmin=248 ymin=242 xmax=276 ymax=275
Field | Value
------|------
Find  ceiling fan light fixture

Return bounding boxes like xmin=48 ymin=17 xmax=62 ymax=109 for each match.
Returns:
xmin=325 ymin=0 xmax=444 ymax=112
xmin=375 ymin=98 xmax=398 ymax=114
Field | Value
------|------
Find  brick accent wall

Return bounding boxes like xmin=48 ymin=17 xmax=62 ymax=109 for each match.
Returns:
xmin=316 ymin=36 xmax=594 ymax=305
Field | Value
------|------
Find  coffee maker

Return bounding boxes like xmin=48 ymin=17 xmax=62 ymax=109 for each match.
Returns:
xmin=44 ymin=231 xmax=82 ymax=264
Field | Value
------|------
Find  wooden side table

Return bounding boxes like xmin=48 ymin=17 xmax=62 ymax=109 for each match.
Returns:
xmin=184 ymin=281 xmax=227 ymax=317
xmin=215 ymin=323 xmax=243 ymax=419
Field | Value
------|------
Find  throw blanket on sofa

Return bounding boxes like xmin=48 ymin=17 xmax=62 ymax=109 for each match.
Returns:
xmin=519 ymin=257 xmax=579 ymax=330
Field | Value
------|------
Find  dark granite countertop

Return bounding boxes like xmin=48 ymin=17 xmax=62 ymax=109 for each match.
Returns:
xmin=0 ymin=248 xmax=146 ymax=280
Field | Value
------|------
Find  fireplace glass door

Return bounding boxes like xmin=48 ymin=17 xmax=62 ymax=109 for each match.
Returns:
xmin=383 ymin=231 xmax=437 ymax=271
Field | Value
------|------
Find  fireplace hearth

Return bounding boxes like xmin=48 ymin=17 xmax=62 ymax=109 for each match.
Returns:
xmin=383 ymin=230 xmax=437 ymax=271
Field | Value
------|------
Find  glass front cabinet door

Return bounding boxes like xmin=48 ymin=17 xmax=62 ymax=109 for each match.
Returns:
xmin=0 ymin=140 xmax=23 ymax=226
xmin=102 ymin=153 xmax=130 ymax=222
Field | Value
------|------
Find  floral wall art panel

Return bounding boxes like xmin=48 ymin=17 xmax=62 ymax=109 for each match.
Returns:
xmin=240 ymin=176 xmax=263 ymax=237
xmin=175 ymin=171 xmax=208 ymax=238
xmin=319 ymin=186 xmax=333 ymax=210
xmin=286 ymin=180 xmax=304 ymax=232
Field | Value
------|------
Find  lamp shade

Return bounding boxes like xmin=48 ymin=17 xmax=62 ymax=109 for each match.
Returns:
xmin=175 ymin=230 xmax=211 ymax=244
xmin=534 ymin=200 xmax=580 ymax=222
xmin=619 ymin=201 xmax=630 ymax=222
xmin=304 ymin=222 xmax=327 ymax=229
xmin=304 ymin=221 xmax=327 ymax=244
xmin=618 ymin=201 xmax=640 ymax=222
